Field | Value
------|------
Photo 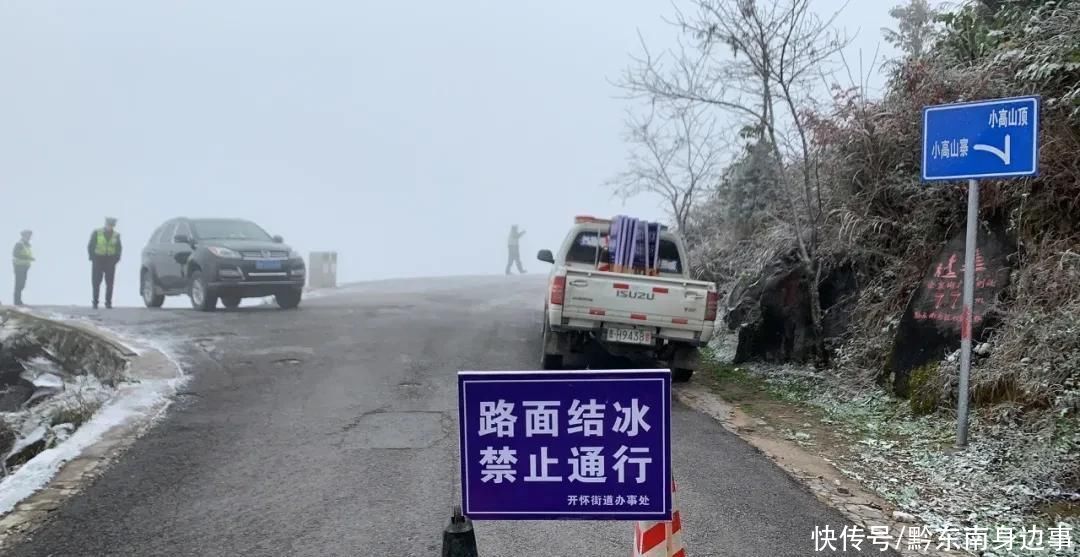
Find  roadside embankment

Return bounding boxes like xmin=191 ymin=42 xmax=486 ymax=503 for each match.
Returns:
xmin=676 ymin=333 xmax=1078 ymax=557
xmin=0 ymin=309 xmax=183 ymax=546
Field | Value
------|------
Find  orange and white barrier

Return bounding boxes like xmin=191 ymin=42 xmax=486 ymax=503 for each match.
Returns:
xmin=632 ymin=478 xmax=686 ymax=557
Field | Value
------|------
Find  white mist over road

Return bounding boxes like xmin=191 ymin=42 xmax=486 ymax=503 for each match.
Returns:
xmin=1 ymin=0 xmax=896 ymax=309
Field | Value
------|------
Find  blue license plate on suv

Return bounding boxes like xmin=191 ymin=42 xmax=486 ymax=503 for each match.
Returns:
xmin=255 ymin=259 xmax=282 ymax=270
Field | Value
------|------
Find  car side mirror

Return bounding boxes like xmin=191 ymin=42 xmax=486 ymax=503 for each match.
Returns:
xmin=174 ymin=252 xmax=190 ymax=265
xmin=273 ymin=235 xmax=284 ymax=243
xmin=537 ymin=249 xmax=554 ymax=264
xmin=173 ymin=234 xmax=191 ymax=245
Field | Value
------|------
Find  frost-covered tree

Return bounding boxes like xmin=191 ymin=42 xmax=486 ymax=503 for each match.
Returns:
xmin=719 ymin=138 xmax=780 ymax=241
xmin=620 ymin=0 xmax=850 ymax=366
xmin=881 ymin=0 xmax=939 ymax=58
xmin=675 ymin=137 xmax=770 ymax=248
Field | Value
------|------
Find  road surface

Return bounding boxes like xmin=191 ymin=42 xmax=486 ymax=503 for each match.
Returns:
xmin=6 ymin=275 xmax=884 ymax=556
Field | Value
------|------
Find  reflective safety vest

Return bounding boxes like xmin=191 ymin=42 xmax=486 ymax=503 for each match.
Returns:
xmin=13 ymin=242 xmax=33 ymax=267
xmin=94 ymin=229 xmax=120 ymax=256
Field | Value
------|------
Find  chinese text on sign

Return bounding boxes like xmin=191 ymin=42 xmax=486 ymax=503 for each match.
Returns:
xmin=457 ymin=369 xmax=672 ymax=521
xmin=921 ymin=96 xmax=1039 ymax=181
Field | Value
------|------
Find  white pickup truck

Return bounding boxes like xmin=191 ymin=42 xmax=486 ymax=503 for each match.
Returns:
xmin=535 ymin=216 xmax=718 ymax=381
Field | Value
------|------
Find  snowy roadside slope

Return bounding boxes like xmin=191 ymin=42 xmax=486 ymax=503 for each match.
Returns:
xmin=0 ymin=309 xmax=186 ymax=518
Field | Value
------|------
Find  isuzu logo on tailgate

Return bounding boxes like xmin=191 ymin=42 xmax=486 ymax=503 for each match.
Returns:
xmin=616 ymin=289 xmax=655 ymax=300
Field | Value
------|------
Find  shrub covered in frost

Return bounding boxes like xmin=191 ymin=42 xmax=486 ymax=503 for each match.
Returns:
xmin=688 ymin=0 xmax=1080 ymax=493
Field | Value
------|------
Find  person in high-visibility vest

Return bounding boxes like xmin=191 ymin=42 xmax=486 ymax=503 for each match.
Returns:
xmin=12 ymin=229 xmax=34 ymax=306
xmin=87 ymin=217 xmax=122 ymax=309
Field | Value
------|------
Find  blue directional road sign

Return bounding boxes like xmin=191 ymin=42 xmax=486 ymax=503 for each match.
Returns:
xmin=922 ymin=96 xmax=1040 ymax=181
xmin=457 ymin=369 xmax=672 ymax=521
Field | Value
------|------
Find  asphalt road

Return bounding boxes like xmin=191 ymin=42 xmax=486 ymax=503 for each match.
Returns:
xmin=6 ymin=275 xmax=886 ymax=556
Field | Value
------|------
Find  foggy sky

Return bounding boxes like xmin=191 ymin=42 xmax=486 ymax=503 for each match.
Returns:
xmin=1 ymin=1 xmax=898 ymax=308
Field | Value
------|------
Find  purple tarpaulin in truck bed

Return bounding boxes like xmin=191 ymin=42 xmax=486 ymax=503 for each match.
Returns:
xmin=605 ymin=215 xmax=662 ymax=274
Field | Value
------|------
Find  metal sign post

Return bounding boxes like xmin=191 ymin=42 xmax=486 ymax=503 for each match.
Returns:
xmin=955 ymin=178 xmax=979 ymax=447
xmin=922 ymin=95 xmax=1040 ymax=448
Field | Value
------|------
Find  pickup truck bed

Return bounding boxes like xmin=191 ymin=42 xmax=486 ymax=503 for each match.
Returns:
xmin=553 ymin=268 xmax=715 ymax=345
xmin=537 ymin=215 xmax=720 ymax=381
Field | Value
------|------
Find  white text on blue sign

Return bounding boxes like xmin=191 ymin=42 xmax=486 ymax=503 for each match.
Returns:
xmin=476 ymin=398 xmax=654 ymax=486
xmin=929 ymin=106 xmax=1031 ymax=160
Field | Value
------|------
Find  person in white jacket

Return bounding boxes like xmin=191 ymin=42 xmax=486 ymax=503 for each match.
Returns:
xmin=505 ymin=225 xmax=526 ymax=275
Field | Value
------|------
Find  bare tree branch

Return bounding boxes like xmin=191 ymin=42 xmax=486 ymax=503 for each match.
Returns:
xmin=607 ymin=100 xmax=730 ymax=230
xmin=615 ymin=0 xmax=853 ymax=367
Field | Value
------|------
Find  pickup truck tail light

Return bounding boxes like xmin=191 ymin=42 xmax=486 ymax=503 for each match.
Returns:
xmin=705 ymin=291 xmax=719 ymax=322
xmin=550 ymin=276 xmax=566 ymax=305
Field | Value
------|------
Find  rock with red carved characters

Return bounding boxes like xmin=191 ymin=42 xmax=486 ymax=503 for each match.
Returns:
xmin=887 ymin=219 xmax=1014 ymax=399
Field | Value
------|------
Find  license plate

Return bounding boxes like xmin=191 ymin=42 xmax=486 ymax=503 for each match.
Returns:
xmin=604 ymin=327 xmax=653 ymax=345
xmin=255 ymin=259 xmax=282 ymax=270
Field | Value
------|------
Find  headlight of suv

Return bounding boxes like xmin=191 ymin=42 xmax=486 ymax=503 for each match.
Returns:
xmin=207 ymin=246 xmax=242 ymax=259
xmin=288 ymin=249 xmax=303 ymax=260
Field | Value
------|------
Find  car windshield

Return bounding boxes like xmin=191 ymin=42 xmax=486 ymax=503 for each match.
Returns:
xmin=566 ymin=231 xmax=683 ymax=274
xmin=191 ymin=219 xmax=272 ymax=241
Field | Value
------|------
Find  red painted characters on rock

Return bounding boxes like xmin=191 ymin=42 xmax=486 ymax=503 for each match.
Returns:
xmin=918 ymin=248 xmax=1001 ymax=325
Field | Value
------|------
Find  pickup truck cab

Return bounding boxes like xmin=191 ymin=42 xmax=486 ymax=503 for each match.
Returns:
xmin=536 ymin=216 xmax=718 ymax=381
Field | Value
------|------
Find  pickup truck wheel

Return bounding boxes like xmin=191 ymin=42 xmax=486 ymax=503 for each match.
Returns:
xmin=562 ymin=352 xmax=587 ymax=369
xmin=189 ymin=271 xmax=218 ymax=311
xmin=672 ymin=367 xmax=694 ymax=383
xmin=221 ymin=296 xmax=242 ymax=309
xmin=540 ymin=320 xmax=563 ymax=370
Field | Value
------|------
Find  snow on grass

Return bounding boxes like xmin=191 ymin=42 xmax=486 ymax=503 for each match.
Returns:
xmin=0 ymin=326 xmax=188 ymax=516
xmin=0 ymin=322 xmax=17 ymax=343
xmin=0 ymin=375 xmax=182 ymax=515
xmin=705 ymin=334 xmax=1080 ymax=555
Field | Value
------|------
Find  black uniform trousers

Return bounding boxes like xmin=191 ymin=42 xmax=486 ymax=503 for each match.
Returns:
xmin=91 ymin=257 xmax=118 ymax=305
xmin=13 ymin=265 xmax=28 ymax=305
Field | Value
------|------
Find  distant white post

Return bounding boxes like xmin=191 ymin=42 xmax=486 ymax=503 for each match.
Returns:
xmin=308 ymin=252 xmax=338 ymax=289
